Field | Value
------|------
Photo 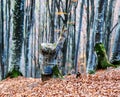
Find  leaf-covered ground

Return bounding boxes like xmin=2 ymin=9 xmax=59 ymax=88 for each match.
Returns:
xmin=0 ymin=68 xmax=120 ymax=97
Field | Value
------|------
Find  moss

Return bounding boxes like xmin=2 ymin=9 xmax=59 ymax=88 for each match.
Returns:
xmin=94 ymin=43 xmax=114 ymax=69
xmin=41 ymin=65 xmax=63 ymax=81
xmin=88 ymin=70 xmax=95 ymax=74
xmin=52 ymin=65 xmax=63 ymax=78
xmin=5 ymin=65 xmax=23 ymax=78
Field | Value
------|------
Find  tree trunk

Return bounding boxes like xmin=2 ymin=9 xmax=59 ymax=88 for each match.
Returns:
xmin=105 ymin=0 xmax=116 ymax=56
xmin=0 ymin=0 xmax=4 ymax=79
xmin=86 ymin=0 xmax=90 ymax=65
xmin=71 ymin=3 xmax=78 ymax=70
xmin=87 ymin=0 xmax=99 ymax=72
xmin=95 ymin=43 xmax=114 ymax=69
xmin=47 ymin=0 xmax=55 ymax=43
xmin=111 ymin=11 xmax=120 ymax=65
xmin=95 ymin=0 xmax=106 ymax=43
xmin=40 ymin=29 xmax=67 ymax=81
xmin=75 ymin=0 xmax=85 ymax=73
xmin=8 ymin=0 xmax=24 ymax=77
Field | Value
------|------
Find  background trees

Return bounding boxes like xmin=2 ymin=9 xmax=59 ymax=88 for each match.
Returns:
xmin=0 ymin=0 xmax=4 ymax=79
xmin=0 ymin=0 xmax=120 ymax=79
xmin=111 ymin=11 xmax=120 ymax=65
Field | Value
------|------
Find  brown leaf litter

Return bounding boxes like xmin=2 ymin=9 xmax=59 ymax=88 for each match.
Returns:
xmin=0 ymin=68 xmax=120 ymax=97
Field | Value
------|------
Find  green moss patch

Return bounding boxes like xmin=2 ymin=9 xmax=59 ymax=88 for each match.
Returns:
xmin=5 ymin=66 xmax=23 ymax=78
xmin=41 ymin=65 xmax=63 ymax=81
xmin=52 ymin=65 xmax=63 ymax=78
xmin=94 ymin=43 xmax=114 ymax=69
xmin=88 ymin=70 xmax=95 ymax=74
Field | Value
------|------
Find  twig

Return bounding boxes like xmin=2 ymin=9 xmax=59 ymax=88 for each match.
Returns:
xmin=110 ymin=22 xmax=118 ymax=34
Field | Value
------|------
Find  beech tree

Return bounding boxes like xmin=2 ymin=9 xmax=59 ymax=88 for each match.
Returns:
xmin=0 ymin=0 xmax=4 ymax=79
xmin=87 ymin=0 xmax=108 ymax=71
xmin=75 ymin=0 xmax=85 ymax=73
xmin=8 ymin=0 xmax=24 ymax=74
xmin=87 ymin=0 xmax=98 ymax=72
xmin=105 ymin=0 xmax=117 ymax=56
xmin=111 ymin=11 xmax=120 ymax=65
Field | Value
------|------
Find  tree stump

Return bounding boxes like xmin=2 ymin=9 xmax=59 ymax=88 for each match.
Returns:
xmin=40 ymin=26 xmax=67 ymax=81
xmin=40 ymin=43 xmax=57 ymax=81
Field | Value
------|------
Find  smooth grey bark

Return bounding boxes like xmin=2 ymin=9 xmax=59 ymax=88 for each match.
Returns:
xmin=86 ymin=0 xmax=95 ymax=68
xmin=86 ymin=25 xmax=96 ymax=72
xmin=47 ymin=0 xmax=55 ymax=43
xmin=24 ymin=6 xmax=29 ymax=76
xmin=71 ymin=1 xmax=78 ymax=70
xmin=91 ymin=0 xmax=108 ymax=70
xmin=0 ymin=13 xmax=2 ymax=80
xmin=75 ymin=0 xmax=85 ymax=73
xmin=0 ymin=0 xmax=4 ymax=79
xmin=31 ymin=0 xmax=35 ymax=78
xmin=105 ymin=0 xmax=116 ymax=56
xmin=60 ymin=0 xmax=72 ymax=75
xmin=23 ymin=0 xmax=29 ymax=76
xmin=7 ymin=0 xmax=11 ymax=75
xmin=3 ymin=0 xmax=11 ymax=77
xmin=86 ymin=0 xmax=90 ymax=65
xmin=111 ymin=11 xmax=120 ymax=64
xmin=95 ymin=0 xmax=107 ymax=43
xmin=23 ymin=0 xmax=35 ymax=77
xmin=89 ymin=0 xmax=111 ymax=71
xmin=28 ymin=0 xmax=36 ymax=77
xmin=87 ymin=0 xmax=99 ymax=72
xmin=90 ymin=0 xmax=95 ymax=26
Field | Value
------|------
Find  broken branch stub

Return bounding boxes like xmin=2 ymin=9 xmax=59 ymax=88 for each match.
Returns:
xmin=40 ymin=43 xmax=56 ymax=56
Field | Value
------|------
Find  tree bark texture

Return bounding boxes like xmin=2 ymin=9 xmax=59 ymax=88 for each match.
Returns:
xmin=10 ymin=0 xmax=24 ymax=72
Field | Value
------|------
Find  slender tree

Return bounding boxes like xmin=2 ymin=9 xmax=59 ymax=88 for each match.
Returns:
xmin=3 ymin=0 xmax=11 ymax=76
xmin=0 ymin=0 xmax=4 ymax=79
xmin=75 ymin=0 xmax=85 ymax=73
xmin=87 ymin=0 xmax=99 ymax=72
xmin=47 ymin=0 xmax=56 ymax=43
xmin=86 ymin=0 xmax=90 ymax=65
xmin=58 ymin=0 xmax=72 ymax=75
xmin=71 ymin=0 xmax=78 ymax=71
xmin=111 ymin=11 xmax=120 ymax=65
xmin=105 ymin=0 xmax=116 ymax=56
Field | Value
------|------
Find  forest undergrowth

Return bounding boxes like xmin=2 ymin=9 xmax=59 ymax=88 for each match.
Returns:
xmin=0 ymin=67 xmax=120 ymax=97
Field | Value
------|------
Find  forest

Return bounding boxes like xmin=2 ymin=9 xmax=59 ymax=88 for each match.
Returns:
xmin=0 ymin=0 xmax=120 ymax=96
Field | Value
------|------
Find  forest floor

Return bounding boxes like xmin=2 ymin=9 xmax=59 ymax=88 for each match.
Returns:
xmin=0 ymin=67 xmax=120 ymax=97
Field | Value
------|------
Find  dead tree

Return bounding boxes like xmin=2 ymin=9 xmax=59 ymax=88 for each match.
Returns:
xmin=40 ymin=26 xmax=67 ymax=81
